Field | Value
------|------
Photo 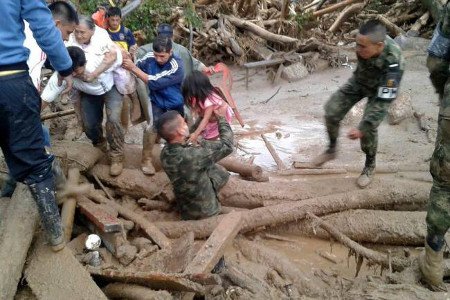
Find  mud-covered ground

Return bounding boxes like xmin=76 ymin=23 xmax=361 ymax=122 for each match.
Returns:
xmin=32 ymin=40 xmax=450 ymax=299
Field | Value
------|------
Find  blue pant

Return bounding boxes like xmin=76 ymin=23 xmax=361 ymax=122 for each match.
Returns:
xmin=80 ymin=86 xmax=124 ymax=159
xmin=0 ymin=72 xmax=53 ymax=184
xmin=152 ymin=102 xmax=184 ymax=126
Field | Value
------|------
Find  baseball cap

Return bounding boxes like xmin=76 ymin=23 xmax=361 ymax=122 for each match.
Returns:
xmin=157 ymin=23 xmax=173 ymax=37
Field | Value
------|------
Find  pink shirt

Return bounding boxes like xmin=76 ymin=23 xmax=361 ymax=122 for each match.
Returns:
xmin=197 ymin=92 xmax=233 ymax=140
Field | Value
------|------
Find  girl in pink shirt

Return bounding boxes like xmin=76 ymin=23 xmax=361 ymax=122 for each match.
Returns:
xmin=182 ymin=71 xmax=233 ymax=143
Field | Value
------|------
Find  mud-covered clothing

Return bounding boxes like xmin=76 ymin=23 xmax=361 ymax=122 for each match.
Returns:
xmin=136 ymin=42 xmax=205 ymax=77
xmin=324 ymin=36 xmax=404 ymax=156
xmin=160 ymin=117 xmax=234 ymax=220
xmin=425 ymin=3 xmax=450 ymax=251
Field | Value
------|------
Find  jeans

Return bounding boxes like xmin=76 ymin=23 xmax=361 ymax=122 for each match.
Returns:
xmin=0 ymin=72 xmax=53 ymax=184
xmin=80 ymin=86 xmax=124 ymax=159
xmin=152 ymin=102 xmax=184 ymax=127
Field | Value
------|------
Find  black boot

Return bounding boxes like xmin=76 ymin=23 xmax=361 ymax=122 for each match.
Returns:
xmin=28 ymin=176 xmax=65 ymax=251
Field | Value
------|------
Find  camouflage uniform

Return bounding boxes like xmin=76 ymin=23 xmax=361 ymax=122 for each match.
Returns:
xmin=160 ymin=117 xmax=233 ymax=220
xmin=425 ymin=2 xmax=450 ymax=251
xmin=325 ymin=37 xmax=404 ymax=158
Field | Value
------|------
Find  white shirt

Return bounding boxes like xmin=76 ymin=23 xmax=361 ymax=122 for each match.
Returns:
xmin=24 ymin=21 xmax=47 ymax=91
xmin=42 ymin=26 xmax=122 ymax=101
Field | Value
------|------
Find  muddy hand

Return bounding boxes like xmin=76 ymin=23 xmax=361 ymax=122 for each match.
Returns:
xmin=347 ymin=128 xmax=364 ymax=140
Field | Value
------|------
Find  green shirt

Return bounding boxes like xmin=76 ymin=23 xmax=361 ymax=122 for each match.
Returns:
xmin=160 ymin=117 xmax=233 ymax=220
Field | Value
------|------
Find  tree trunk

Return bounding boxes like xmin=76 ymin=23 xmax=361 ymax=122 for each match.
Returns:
xmin=271 ymin=210 xmax=429 ymax=246
xmin=155 ymin=181 xmax=430 ymax=239
xmin=103 ymin=283 xmax=172 ymax=300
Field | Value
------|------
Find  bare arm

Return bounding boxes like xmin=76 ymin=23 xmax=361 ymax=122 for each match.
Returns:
xmin=189 ymin=106 xmax=214 ymax=143
xmin=123 ymin=57 xmax=149 ymax=83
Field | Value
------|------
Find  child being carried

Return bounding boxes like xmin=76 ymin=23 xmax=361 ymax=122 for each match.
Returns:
xmin=182 ymin=70 xmax=233 ymax=143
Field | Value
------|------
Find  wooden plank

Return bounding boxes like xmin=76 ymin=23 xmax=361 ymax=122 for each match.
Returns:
xmin=78 ymin=198 xmax=122 ymax=233
xmin=89 ymin=269 xmax=205 ymax=294
xmin=25 ymin=234 xmax=107 ymax=300
xmin=60 ymin=168 xmax=80 ymax=242
xmin=164 ymin=232 xmax=195 ymax=273
xmin=261 ymin=134 xmax=287 ymax=171
xmin=0 ymin=184 xmax=39 ymax=300
xmin=184 ymin=212 xmax=243 ymax=275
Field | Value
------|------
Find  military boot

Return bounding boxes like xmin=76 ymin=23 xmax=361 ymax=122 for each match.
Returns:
xmin=419 ymin=240 xmax=447 ymax=291
xmin=312 ymin=146 xmax=337 ymax=167
xmin=110 ymin=156 xmax=123 ymax=176
xmin=357 ymin=155 xmax=375 ymax=188
xmin=29 ymin=176 xmax=65 ymax=252
xmin=141 ymin=129 xmax=156 ymax=175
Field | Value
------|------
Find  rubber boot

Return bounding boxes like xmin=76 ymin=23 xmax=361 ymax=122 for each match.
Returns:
xmin=1 ymin=176 xmax=17 ymax=198
xmin=141 ymin=128 xmax=156 ymax=175
xmin=357 ymin=155 xmax=375 ymax=188
xmin=110 ymin=156 xmax=123 ymax=176
xmin=312 ymin=146 xmax=337 ymax=167
xmin=28 ymin=176 xmax=65 ymax=252
xmin=419 ymin=240 xmax=447 ymax=291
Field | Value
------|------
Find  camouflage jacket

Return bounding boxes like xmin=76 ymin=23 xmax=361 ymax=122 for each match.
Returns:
xmin=160 ymin=117 xmax=233 ymax=220
xmin=353 ymin=36 xmax=405 ymax=97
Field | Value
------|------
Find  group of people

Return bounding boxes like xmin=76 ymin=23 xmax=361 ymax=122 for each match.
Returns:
xmin=1 ymin=0 xmax=450 ymax=292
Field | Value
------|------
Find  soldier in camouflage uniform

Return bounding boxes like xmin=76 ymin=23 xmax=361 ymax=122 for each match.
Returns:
xmin=312 ymin=20 xmax=404 ymax=188
xmin=157 ymin=109 xmax=233 ymax=220
xmin=419 ymin=3 xmax=450 ymax=291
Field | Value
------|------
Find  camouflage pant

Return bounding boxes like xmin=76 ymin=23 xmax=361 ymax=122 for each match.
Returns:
xmin=425 ymin=52 xmax=450 ymax=250
xmin=324 ymin=79 xmax=391 ymax=157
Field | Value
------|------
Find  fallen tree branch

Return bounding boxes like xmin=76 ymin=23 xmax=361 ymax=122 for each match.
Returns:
xmin=225 ymin=15 xmax=298 ymax=44
xmin=313 ymin=0 xmax=360 ymax=17
xmin=328 ymin=2 xmax=366 ymax=33
xmin=306 ymin=213 xmax=410 ymax=272
xmin=41 ymin=108 xmax=75 ymax=121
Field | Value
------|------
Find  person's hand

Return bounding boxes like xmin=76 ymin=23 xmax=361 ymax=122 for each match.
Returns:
xmin=347 ymin=128 xmax=364 ymax=140
xmin=213 ymin=104 xmax=228 ymax=118
xmin=103 ymin=49 xmax=117 ymax=65
xmin=57 ymin=73 xmax=73 ymax=95
xmin=202 ymin=65 xmax=215 ymax=75
xmin=122 ymin=57 xmax=135 ymax=71
xmin=82 ymin=72 xmax=97 ymax=83
xmin=188 ymin=132 xmax=200 ymax=144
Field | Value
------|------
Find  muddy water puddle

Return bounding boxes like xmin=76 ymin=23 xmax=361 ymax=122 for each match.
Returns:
xmin=233 ymin=120 xmax=326 ymax=171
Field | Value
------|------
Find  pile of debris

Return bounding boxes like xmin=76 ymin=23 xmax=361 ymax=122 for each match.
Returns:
xmin=0 ymin=133 xmax=449 ymax=299
xmin=167 ymin=0 xmax=437 ymax=79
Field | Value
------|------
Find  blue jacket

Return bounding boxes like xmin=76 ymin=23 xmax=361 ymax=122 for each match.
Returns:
xmin=0 ymin=0 xmax=72 ymax=75
xmin=136 ymin=52 xmax=184 ymax=110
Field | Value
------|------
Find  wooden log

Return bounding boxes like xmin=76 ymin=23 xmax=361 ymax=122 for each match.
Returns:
xmin=138 ymin=198 xmax=172 ymax=211
xmin=90 ymin=165 xmax=172 ymax=200
xmin=237 ymin=238 xmax=323 ymax=297
xmin=225 ymin=15 xmax=298 ymax=44
xmin=40 ymin=108 xmax=75 ymax=121
xmin=272 ymin=210 xmax=429 ymax=246
xmin=87 ymin=191 xmax=172 ymax=250
xmin=218 ymin=156 xmax=264 ymax=180
xmin=184 ymin=212 xmax=243 ymax=275
xmin=103 ymin=283 xmax=172 ymax=300
xmin=277 ymin=168 xmax=347 ymax=176
xmin=60 ymin=168 xmax=80 ymax=242
xmin=25 ymin=234 xmax=107 ymax=300
xmin=165 ymin=232 xmax=195 ymax=273
xmin=0 ymin=185 xmax=39 ymax=300
xmin=306 ymin=213 xmax=410 ymax=272
xmin=155 ymin=180 xmax=430 ymax=239
xmin=261 ymin=134 xmax=286 ymax=170
xmin=374 ymin=15 xmax=406 ymax=37
xmin=328 ymin=2 xmax=365 ymax=33
xmin=313 ymin=0 xmax=360 ymax=17
xmin=409 ymin=12 xmax=430 ymax=34
xmin=89 ymin=269 xmax=206 ymax=294
xmin=78 ymin=197 xmax=122 ymax=233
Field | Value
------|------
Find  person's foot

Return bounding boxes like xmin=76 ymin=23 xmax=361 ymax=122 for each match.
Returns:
xmin=312 ymin=148 xmax=336 ymax=167
xmin=357 ymin=155 xmax=375 ymax=188
xmin=419 ymin=241 xmax=447 ymax=291
xmin=141 ymin=160 xmax=156 ymax=175
xmin=95 ymin=141 xmax=108 ymax=153
xmin=51 ymin=239 xmax=66 ymax=252
xmin=110 ymin=161 xmax=123 ymax=176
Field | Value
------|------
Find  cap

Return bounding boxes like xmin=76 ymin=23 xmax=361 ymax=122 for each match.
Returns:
xmin=157 ymin=23 xmax=173 ymax=37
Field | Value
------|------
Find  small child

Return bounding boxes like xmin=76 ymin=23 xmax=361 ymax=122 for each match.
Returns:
xmin=106 ymin=7 xmax=137 ymax=55
xmin=182 ymin=70 xmax=233 ymax=143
